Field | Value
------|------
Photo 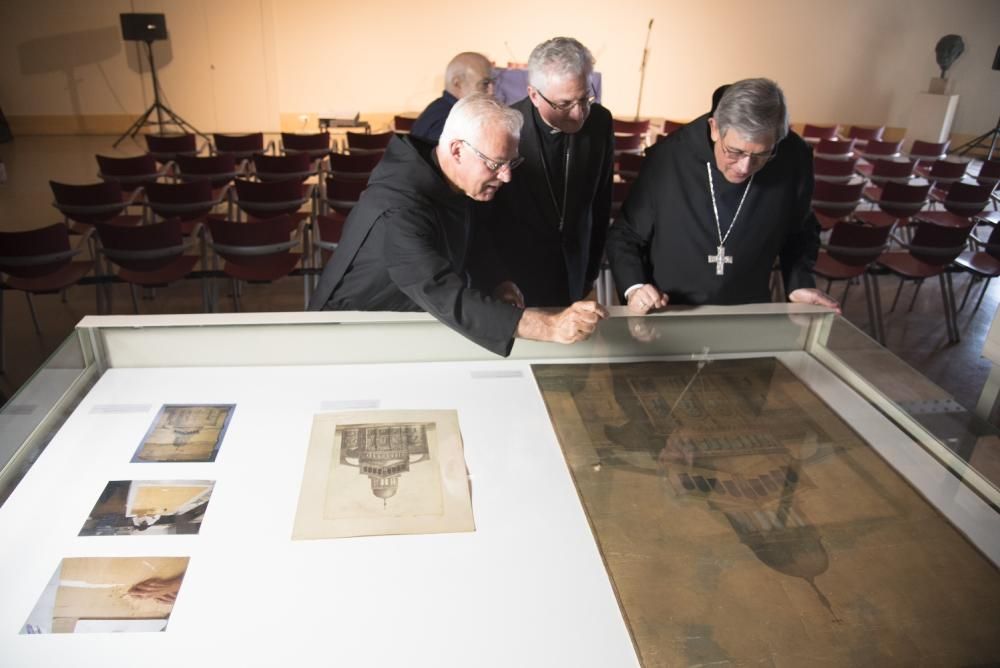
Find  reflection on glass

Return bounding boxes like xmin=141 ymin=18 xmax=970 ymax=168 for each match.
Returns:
xmin=823 ymin=317 xmax=1000 ymax=494
xmin=534 ymin=358 xmax=1000 ymax=666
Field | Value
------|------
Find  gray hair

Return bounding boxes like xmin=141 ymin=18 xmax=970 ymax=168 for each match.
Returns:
xmin=713 ymin=78 xmax=789 ymax=144
xmin=439 ymin=93 xmax=523 ymax=147
xmin=527 ymin=37 xmax=594 ymax=91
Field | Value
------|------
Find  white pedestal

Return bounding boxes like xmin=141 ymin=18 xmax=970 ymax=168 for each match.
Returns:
xmin=904 ymin=92 xmax=959 ymax=152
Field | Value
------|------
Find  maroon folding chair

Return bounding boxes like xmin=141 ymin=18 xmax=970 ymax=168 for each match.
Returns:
xmin=0 ymin=224 xmax=98 ymax=371
xmin=96 ymin=153 xmax=167 ymax=192
xmin=914 ymin=158 xmax=969 ymax=189
xmin=144 ymin=133 xmax=201 ymax=164
xmin=616 ymin=153 xmax=645 ymax=182
xmin=50 ymin=181 xmax=144 ymax=232
xmin=813 ymin=221 xmax=892 ymax=342
xmin=813 ymin=156 xmax=858 ymax=183
xmin=174 ymin=153 xmax=243 ymax=192
xmin=844 ymin=125 xmax=885 ymax=144
xmin=613 ymin=118 xmax=650 ymax=136
xmin=813 ymin=138 xmax=855 ymax=161
xmin=877 ymin=220 xmax=974 ymax=343
xmin=327 ymin=152 xmax=382 ymax=182
xmin=214 ymin=132 xmax=274 ymax=161
xmin=145 ymin=181 xmax=230 ymax=235
xmin=251 ymin=152 xmax=318 ymax=183
xmin=393 ymin=115 xmax=416 ymax=134
xmin=231 ymin=178 xmax=314 ymax=223
xmin=856 ymin=157 xmax=915 ymax=185
xmin=325 ymin=175 xmax=366 ymax=215
xmin=661 ymin=120 xmax=684 ymax=135
xmin=281 ymin=132 xmax=332 ymax=160
xmin=96 ymin=218 xmax=206 ymax=313
xmin=345 ymin=131 xmax=394 ymax=155
xmin=855 ymin=138 xmax=902 ymax=162
xmin=205 ymin=214 xmax=308 ymax=311
xmin=917 ymin=182 xmax=994 ymax=228
xmin=614 ymin=133 xmax=643 ymax=156
xmin=955 ymin=224 xmax=1000 ymax=312
xmin=802 ymin=124 xmax=839 ymax=141
xmin=856 ymin=181 xmax=931 ymax=230
xmin=811 ymin=180 xmax=865 ymax=231
xmin=312 ymin=210 xmax=348 ymax=270
xmin=908 ymin=139 xmax=950 ymax=164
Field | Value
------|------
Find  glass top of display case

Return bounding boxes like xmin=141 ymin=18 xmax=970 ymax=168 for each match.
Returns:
xmin=0 ymin=306 xmax=997 ymax=666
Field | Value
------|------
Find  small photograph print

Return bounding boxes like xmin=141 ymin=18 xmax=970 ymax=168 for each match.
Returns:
xmin=21 ymin=556 xmax=190 ymax=634
xmin=132 ymin=404 xmax=234 ymax=463
xmin=79 ymin=480 xmax=215 ymax=536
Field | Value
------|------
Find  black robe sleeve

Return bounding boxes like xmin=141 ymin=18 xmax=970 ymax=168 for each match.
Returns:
xmin=585 ymin=123 xmax=615 ymax=287
xmin=778 ymin=145 xmax=820 ymax=295
xmin=605 ymin=149 xmax=661 ymax=298
xmin=382 ymin=207 xmax=523 ymax=356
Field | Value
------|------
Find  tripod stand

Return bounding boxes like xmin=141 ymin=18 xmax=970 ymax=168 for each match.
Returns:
xmin=114 ymin=40 xmax=208 ymax=148
xmin=956 ymin=112 xmax=1000 ymax=161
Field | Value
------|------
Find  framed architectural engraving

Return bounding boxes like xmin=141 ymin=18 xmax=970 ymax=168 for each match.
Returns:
xmin=79 ymin=480 xmax=215 ymax=536
xmin=293 ymin=409 xmax=474 ymax=539
xmin=21 ymin=557 xmax=189 ymax=634
xmin=132 ymin=404 xmax=234 ymax=462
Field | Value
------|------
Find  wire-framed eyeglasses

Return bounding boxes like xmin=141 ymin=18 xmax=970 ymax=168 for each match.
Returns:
xmin=461 ymin=140 xmax=525 ymax=173
xmin=536 ymin=85 xmax=597 ymax=113
xmin=719 ymin=140 xmax=777 ymax=165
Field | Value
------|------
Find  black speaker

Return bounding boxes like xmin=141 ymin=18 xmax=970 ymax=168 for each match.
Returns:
xmin=120 ymin=13 xmax=167 ymax=42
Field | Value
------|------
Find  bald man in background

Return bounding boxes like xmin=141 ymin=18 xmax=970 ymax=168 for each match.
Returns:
xmin=411 ymin=52 xmax=496 ymax=143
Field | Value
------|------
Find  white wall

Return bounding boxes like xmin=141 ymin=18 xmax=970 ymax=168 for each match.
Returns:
xmin=1 ymin=0 xmax=998 ymax=135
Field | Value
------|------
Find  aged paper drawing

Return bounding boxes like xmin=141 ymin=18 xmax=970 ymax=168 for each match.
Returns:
xmin=21 ymin=557 xmax=189 ymax=634
xmin=293 ymin=410 xmax=473 ymax=539
xmin=132 ymin=404 xmax=234 ymax=462
xmin=532 ymin=358 xmax=1000 ymax=667
xmin=79 ymin=480 xmax=215 ymax=536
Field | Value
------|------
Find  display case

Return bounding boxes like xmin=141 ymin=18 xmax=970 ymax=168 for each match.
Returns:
xmin=1 ymin=306 xmax=998 ymax=667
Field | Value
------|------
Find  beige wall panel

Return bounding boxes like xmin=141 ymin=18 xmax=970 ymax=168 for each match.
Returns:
xmin=1 ymin=0 xmax=998 ymax=136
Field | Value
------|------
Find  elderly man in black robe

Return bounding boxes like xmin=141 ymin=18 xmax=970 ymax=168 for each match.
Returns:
xmin=308 ymin=94 xmax=606 ymax=356
xmin=473 ymin=36 xmax=614 ymax=307
xmin=606 ymin=78 xmax=838 ymax=313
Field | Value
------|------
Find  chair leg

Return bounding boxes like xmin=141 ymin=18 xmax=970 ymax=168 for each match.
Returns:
xmin=974 ymin=277 xmax=993 ymax=311
xmin=0 ymin=288 xmax=5 ymax=374
xmin=840 ymin=280 xmax=851 ymax=309
xmin=865 ymin=273 xmax=886 ymax=345
xmin=890 ymin=278 xmax=906 ymax=312
xmin=129 ymin=284 xmax=140 ymax=314
xmin=959 ymin=275 xmax=979 ymax=310
xmin=232 ymin=279 xmax=241 ymax=312
xmin=940 ymin=273 xmax=960 ymax=344
xmin=907 ymin=279 xmax=924 ymax=312
xmin=25 ymin=293 xmax=40 ymax=334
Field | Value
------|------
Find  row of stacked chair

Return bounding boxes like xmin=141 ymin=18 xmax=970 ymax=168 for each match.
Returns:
xmin=803 ymin=126 xmax=1000 ymax=345
xmin=0 ymin=130 xmax=406 ymax=370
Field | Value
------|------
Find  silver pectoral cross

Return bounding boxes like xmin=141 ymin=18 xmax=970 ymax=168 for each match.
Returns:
xmin=708 ymin=245 xmax=733 ymax=275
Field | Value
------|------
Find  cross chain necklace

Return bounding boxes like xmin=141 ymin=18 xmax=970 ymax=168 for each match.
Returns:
xmin=706 ymin=161 xmax=753 ymax=276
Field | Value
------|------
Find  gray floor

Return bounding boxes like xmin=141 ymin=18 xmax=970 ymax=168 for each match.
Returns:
xmin=0 ymin=134 xmax=995 ymax=417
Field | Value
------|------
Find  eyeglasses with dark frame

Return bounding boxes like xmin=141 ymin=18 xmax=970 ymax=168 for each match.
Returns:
xmin=535 ymin=85 xmax=597 ymax=113
xmin=460 ymin=140 xmax=525 ymax=173
xmin=719 ymin=139 xmax=778 ymax=165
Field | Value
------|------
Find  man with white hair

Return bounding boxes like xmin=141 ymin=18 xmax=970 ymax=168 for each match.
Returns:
xmin=309 ymin=94 xmax=607 ymax=356
xmin=411 ymin=52 xmax=496 ymax=143
xmin=606 ymin=78 xmax=838 ymax=312
xmin=474 ymin=36 xmax=614 ymax=307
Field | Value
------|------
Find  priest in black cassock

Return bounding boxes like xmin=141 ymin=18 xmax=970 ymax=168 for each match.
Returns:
xmin=308 ymin=94 xmax=607 ymax=356
xmin=472 ymin=37 xmax=614 ymax=307
xmin=605 ymin=78 xmax=838 ymax=314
